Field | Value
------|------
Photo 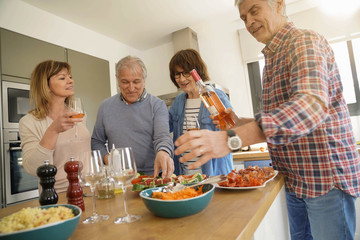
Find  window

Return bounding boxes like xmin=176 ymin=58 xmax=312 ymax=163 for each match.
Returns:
xmin=247 ymin=37 xmax=360 ymax=116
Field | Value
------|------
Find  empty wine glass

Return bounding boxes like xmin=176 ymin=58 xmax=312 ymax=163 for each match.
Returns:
xmin=68 ymin=97 xmax=85 ymax=140
xmin=109 ymin=147 xmax=141 ymax=224
xmin=79 ymin=150 xmax=109 ymax=224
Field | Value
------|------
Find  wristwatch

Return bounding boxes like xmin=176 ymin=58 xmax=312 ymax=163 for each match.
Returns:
xmin=226 ymin=129 xmax=242 ymax=152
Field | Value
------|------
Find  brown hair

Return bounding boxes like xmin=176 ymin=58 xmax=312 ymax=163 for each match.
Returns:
xmin=29 ymin=60 xmax=73 ymax=119
xmin=169 ymin=49 xmax=210 ymax=88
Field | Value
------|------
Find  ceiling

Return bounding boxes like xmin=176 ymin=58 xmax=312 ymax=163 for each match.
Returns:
xmin=21 ymin=0 xmax=316 ymax=51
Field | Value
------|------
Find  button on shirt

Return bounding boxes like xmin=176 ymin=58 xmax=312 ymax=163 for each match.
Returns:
xmin=255 ymin=22 xmax=360 ymax=199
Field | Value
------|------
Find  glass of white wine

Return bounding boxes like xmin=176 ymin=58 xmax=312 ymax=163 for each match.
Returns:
xmin=79 ymin=150 xmax=109 ymax=224
xmin=68 ymin=97 xmax=85 ymax=141
xmin=109 ymin=147 xmax=141 ymax=224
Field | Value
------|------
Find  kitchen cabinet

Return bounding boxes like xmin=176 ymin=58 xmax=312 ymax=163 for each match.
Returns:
xmin=67 ymin=49 xmax=111 ymax=133
xmin=0 ymin=28 xmax=66 ymax=80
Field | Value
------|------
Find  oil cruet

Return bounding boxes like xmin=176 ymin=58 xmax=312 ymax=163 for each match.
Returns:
xmin=96 ymin=166 xmax=115 ymax=200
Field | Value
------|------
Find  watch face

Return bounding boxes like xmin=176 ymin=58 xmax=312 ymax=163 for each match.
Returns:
xmin=230 ymin=137 xmax=241 ymax=149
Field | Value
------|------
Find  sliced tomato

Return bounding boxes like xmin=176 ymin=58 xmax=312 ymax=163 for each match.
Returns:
xmin=131 ymin=178 xmax=142 ymax=185
xmin=218 ymin=181 xmax=229 ymax=187
xmin=163 ymin=178 xmax=172 ymax=184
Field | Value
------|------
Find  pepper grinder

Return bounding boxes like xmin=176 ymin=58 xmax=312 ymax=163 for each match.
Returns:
xmin=64 ymin=157 xmax=85 ymax=211
xmin=36 ymin=160 xmax=58 ymax=205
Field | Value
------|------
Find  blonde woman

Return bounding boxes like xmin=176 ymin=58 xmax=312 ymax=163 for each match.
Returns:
xmin=19 ymin=60 xmax=91 ymax=193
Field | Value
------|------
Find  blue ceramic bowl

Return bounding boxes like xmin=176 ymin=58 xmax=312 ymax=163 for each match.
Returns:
xmin=0 ymin=204 xmax=81 ymax=240
xmin=140 ymin=183 xmax=215 ymax=218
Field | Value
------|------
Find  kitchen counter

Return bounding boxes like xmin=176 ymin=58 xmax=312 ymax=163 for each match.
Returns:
xmin=0 ymin=175 xmax=284 ymax=240
xmin=233 ymin=150 xmax=270 ymax=162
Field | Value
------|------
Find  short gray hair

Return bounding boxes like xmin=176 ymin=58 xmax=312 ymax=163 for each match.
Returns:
xmin=115 ymin=55 xmax=147 ymax=80
xmin=234 ymin=0 xmax=287 ymax=18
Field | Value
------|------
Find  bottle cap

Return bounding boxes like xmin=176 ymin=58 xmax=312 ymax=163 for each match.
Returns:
xmin=190 ymin=69 xmax=201 ymax=82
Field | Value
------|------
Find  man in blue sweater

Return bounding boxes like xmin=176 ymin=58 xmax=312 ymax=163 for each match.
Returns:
xmin=91 ymin=56 xmax=174 ymax=178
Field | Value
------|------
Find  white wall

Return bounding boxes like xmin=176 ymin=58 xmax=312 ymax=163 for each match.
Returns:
xmin=192 ymin=17 xmax=253 ymax=117
xmin=142 ymin=42 xmax=178 ymax=96
xmin=0 ymin=0 xmax=141 ymax=96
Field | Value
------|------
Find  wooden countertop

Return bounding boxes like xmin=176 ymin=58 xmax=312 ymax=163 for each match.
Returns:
xmin=0 ymin=175 xmax=284 ymax=240
xmin=232 ymin=151 xmax=270 ymax=162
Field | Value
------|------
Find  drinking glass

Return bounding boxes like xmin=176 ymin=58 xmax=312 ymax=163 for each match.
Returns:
xmin=185 ymin=115 xmax=200 ymax=131
xmin=109 ymin=147 xmax=141 ymax=224
xmin=183 ymin=116 xmax=202 ymax=174
xmin=79 ymin=150 xmax=109 ymax=224
xmin=68 ymin=97 xmax=85 ymax=140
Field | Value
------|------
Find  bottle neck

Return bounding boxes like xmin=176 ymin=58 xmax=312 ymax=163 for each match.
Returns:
xmin=191 ymin=69 xmax=207 ymax=91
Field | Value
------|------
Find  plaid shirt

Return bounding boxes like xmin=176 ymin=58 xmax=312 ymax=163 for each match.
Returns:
xmin=255 ymin=22 xmax=360 ymax=198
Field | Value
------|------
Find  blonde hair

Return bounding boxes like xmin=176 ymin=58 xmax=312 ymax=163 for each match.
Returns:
xmin=29 ymin=60 xmax=73 ymax=119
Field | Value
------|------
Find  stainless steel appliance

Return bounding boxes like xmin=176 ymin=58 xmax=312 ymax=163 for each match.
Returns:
xmin=1 ymin=81 xmax=38 ymax=207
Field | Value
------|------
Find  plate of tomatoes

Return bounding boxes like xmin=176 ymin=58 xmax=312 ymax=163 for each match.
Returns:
xmin=131 ymin=173 xmax=207 ymax=192
xmin=215 ymin=166 xmax=278 ymax=190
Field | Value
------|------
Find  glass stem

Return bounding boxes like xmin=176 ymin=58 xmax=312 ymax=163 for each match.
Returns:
xmin=75 ymin=124 xmax=78 ymax=138
xmin=90 ymin=186 xmax=97 ymax=216
xmin=122 ymin=184 xmax=129 ymax=216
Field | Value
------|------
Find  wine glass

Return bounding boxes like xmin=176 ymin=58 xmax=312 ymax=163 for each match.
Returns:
xmin=109 ymin=147 xmax=141 ymax=224
xmin=79 ymin=150 xmax=109 ymax=224
xmin=185 ymin=115 xmax=200 ymax=131
xmin=183 ymin=116 xmax=202 ymax=174
xmin=68 ymin=97 xmax=85 ymax=140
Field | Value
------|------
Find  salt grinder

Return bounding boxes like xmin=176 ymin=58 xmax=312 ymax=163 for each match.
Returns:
xmin=64 ymin=157 xmax=85 ymax=211
xmin=36 ymin=160 xmax=58 ymax=205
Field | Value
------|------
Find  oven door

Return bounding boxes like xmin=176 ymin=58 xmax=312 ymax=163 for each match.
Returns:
xmin=2 ymin=81 xmax=30 ymax=129
xmin=4 ymin=129 xmax=39 ymax=205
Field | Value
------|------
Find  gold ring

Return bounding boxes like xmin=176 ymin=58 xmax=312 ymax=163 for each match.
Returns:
xmin=199 ymin=147 xmax=204 ymax=155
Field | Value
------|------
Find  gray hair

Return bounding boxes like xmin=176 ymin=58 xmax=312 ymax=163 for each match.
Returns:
xmin=115 ymin=55 xmax=147 ymax=80
xmin=234 ymin=0 xmax=287 ymax=18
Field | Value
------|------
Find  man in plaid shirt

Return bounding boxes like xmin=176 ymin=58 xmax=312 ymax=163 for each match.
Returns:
xmin=174 ymin=0 xmax=360 ymax=239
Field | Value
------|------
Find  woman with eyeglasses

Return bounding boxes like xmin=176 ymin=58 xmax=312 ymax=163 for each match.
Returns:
xmin=168 ymin=49 xmax=233 ymax=176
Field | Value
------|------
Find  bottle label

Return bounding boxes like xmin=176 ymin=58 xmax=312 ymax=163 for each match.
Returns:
xmin=208 ymin=106 xmax=219 ymax=116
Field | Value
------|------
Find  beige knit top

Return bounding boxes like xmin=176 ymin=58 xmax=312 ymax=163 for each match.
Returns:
xmin=19 ymin=114 xmax=91 ymax=193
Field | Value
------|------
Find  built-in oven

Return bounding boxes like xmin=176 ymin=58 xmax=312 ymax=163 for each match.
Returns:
xmin=3 ymin=129 xmax=38 ymax=205
xmin=1 ymin=81 xmax=38 ymax=206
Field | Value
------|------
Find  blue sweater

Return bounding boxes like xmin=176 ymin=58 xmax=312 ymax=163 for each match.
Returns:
xmin=91 ymin=93 xmax=174 ymax=175
xmin=169 ymin=88 xmax=233 ymax=176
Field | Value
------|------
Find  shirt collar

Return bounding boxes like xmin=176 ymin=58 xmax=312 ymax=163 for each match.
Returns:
xmin=120 ymin=88 xmax=148 ymax=105
xmin=262 ymin=21 xmax=295 ymax=56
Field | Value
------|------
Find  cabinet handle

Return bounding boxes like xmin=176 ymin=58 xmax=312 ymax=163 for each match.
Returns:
xmin=10 ymin=147 xmax=22 ymax=151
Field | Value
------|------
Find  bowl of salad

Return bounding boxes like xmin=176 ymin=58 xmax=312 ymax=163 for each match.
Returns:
xmin=131 ymin=173 xmax=206 ymax=192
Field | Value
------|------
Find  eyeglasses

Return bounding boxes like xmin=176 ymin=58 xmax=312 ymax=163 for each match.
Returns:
xmin=174 ymin=71 xmax=191 ymax=79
